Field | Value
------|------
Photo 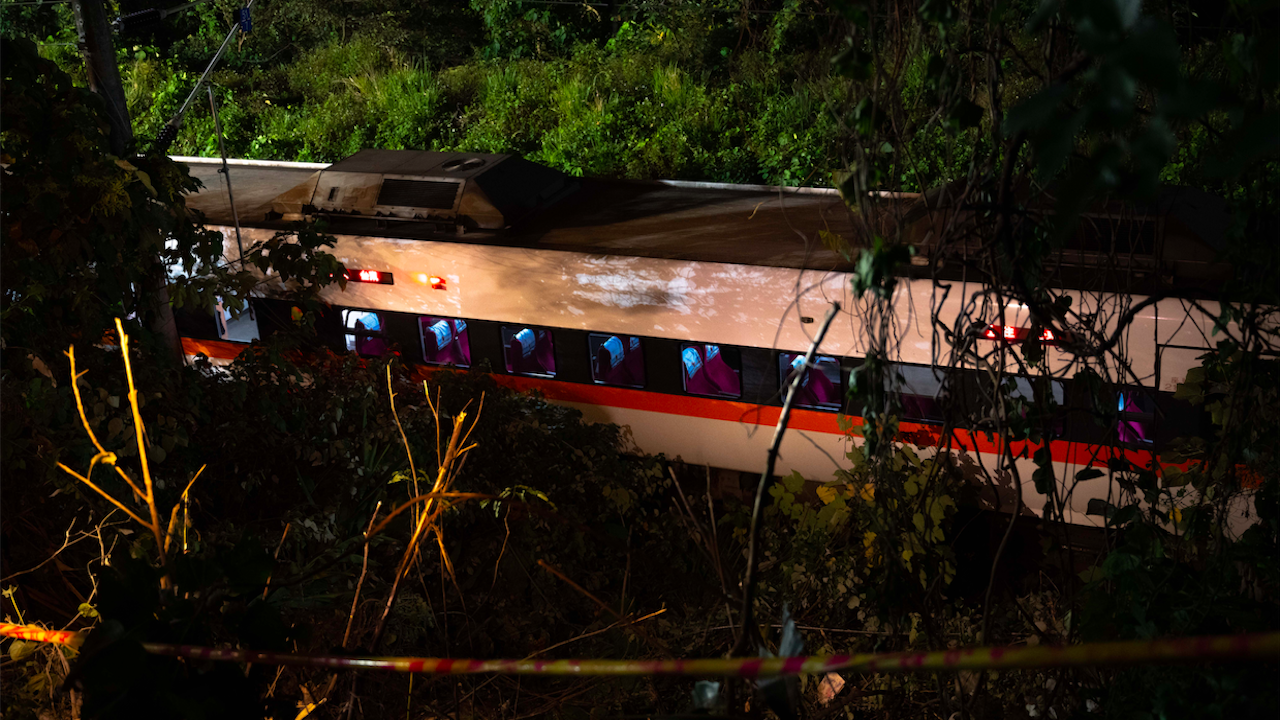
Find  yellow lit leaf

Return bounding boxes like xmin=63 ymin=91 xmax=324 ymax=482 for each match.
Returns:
xmin=136 ymin=170 xmax=156 ymax=196
xmin=8 ymin=640 xmax=35 ymax=662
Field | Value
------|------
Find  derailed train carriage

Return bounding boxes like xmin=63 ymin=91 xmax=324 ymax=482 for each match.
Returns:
xmin=178 ymin=149 xmax=1240 ymax=528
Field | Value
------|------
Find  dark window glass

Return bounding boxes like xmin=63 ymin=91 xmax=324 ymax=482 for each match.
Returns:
xmin=1008 ymin=376 xmax=1065 ymax=405
xmin=898 ymin=365 xmax=947 ymax=422
xmin=779 ymin=353 xmax=842 ymax=410
xmin=1004 ymin=375 xmax=1066 ymax=432
xmin=419 ymin=317 xmax=470 ymax=367
xmin=343 ymin=309 xmax=388 ymax=356
xmin=1118 ymin=391 xmax=1155 ymax=445
xmin=681 ymin=344 xmax=741 ymax=398
xmin=502 ymin=325 xmax=556 ymax=377
xmin=589 ymin=334 xmax=645 ymax=387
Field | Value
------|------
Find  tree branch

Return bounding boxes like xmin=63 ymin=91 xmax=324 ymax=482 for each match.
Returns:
xmin=732 ymin=302 xmax=841 ymax=657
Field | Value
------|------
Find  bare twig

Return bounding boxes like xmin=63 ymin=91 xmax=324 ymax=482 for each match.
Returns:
xmin=369 ymin=391 xmax=482 ymax=654
xmin=114 ymin=319 xmax=169 ymax=582
xmin=537 ymin=559 xmax=670 ymax=655
xmin=388 ymin=366 xmax=420 ymax=521
xmin=732 ymin=302 xmax=841 ymax=656
xmin=260 ymin=523 xmax=291 ymax=601
xmin=55 ymin=463 xmax=150 ymax=529
xmin=343 ymin=502 xmax=382 ymax=649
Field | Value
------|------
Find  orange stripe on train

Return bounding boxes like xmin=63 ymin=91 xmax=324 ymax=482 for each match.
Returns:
xmin=187 ymin=338 xmax=1176 ymax=476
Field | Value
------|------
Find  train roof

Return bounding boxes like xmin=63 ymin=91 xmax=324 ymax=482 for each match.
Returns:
xmin=179 ymin=150 xmax=1232 ymax=292
xmin=179 ymin=153 xmax=868 ymax=272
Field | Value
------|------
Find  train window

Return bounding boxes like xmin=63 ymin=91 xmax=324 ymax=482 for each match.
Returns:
xmin=778 ymin=353 xmax=842 ymax=410
xmin=897 ymin=365 xmax=947 ymax=423
xmin=343 ymin=309 xmax=388 ymax=356
xmin=681 ymin=344 xmax=741 ymax=398
xmin=1118 ymin=391 xmax=1155 ymax=445
xmin=419 ymin=316 xmax=471 ymax=367
xmin=1008 ymin=376 xmax=1065 ymax=405
xmin=1006 ymin=376 xmax=1066 ymax=432
xmin=588 ymin=333 xmax=645 ymax=388
xmin=502 ymin=325 xmax=556 ymax=377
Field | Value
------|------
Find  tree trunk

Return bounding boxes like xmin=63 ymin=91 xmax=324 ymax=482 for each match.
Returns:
xmin=72 ymin=0 xmax=131 ymax=158
xmin=73 ymin=0 xmax=184 ymax=364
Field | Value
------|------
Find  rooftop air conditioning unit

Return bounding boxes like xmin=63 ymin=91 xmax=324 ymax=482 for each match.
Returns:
xmin=270 ymin=149 xmax=576 ymax=233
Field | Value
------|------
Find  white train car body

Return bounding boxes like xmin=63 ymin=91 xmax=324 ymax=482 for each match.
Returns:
xmin=179 ymin=152 xmax=1238 ymax=528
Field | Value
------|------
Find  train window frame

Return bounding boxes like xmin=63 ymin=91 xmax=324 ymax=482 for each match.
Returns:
xmin=1004 ymin=375 xmax=1066 ymax=433
xmin=896 ymin=364 xmax=948 ymax=424
xmin=501 ymin=325 xmax=557 ymax=378
xmin=680 ymin=343 xmax=743 ymax=399
xmin=1007 ymin=376 xmax=1066 ymax=406
xmin=588 ymin=333 xmax=646 ymax=388
xmin=778 ymin=353 xmax=842 ymax=411
xmin=419 ymin=316 xmax=472 ymax=368
xmin=342 ymin=308 xmax=390 ymax=357
xmin=1117 ymin=389 xmax=1156 ymax=446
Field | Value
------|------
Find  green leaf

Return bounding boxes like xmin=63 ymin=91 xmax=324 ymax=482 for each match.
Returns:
xmin=8 ymin=639 xmax=36 ymax=662
xmin=1078 ymin=565 xmax=1105 ymax=584
xmin=1108 ymin=503 xmax=1139 ymax=526
xmin=135 ymin=169 xmax=157 ymax=196
xmin=1162 ymin=466 xmax=1191 ymax=488
xmin=818 ymin=229 xmax=852 ymax=260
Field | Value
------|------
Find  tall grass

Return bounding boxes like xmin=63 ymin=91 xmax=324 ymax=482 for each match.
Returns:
xmin=115 ymin=32 xmax=973 ymax=189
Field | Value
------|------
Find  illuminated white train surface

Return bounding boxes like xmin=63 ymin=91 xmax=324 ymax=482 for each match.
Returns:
xmin=178 ymin=151 xmax=1239 ymax=528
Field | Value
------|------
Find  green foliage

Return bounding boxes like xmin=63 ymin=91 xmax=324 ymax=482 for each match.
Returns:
xmin=748 ymin=438 xmax=961 ymax=639
xmin=5 ymin=2 xmax=864 ymax=186
xmin=470 ymin=0 xmax=602 ymax=60
xmin=0 ymin=37 xmax=344 ymax=364
xmin=2 ymin=336 xmax=699 ymax=716
xmin=5 ymin=2 xmax=1280 ymax=717
xmin=1 ymin=37 xmax=208 ymax=355
xmin=851 ymin=237 xmax=913 ymax=300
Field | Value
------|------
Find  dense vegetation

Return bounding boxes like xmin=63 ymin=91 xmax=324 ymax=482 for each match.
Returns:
xmin=6 ymin=0 xmax=932 ymax=186
xmin=3 ymin=1 xmax=1279 ymax=719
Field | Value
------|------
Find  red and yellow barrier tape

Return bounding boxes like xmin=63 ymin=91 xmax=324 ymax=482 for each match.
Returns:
xmin=2 ymin=623 xmax=1276 ymax=676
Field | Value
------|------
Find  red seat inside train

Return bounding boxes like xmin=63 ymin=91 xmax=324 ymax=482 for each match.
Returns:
xmin=797 ymin=364 xmax=838 ymax=407
xmin=353 ymin=318 xmax=388 ymax=356
xmin=507 ymin=328 xmax=555 ymax=375
xmin=593 ymin=335 xmax=645 ymax=386
xmin=422 ymin=318 xmax=471 ymax=366
xmin=683 ymin=345 xmax=740 ymax=397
